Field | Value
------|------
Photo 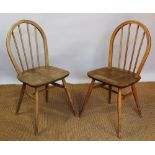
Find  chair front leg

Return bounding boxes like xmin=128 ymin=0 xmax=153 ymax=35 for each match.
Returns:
xmin=16 ymin=83 xmax=26 ymax=114
xmin=45 ymin=84 xmax=48 ymax=103
xmin=117 ymin=88 xmax=122 ymax=138
xmin=79 ymin=79 xmax=95 ymax=117
xmin=62 ymin=79 xmax=75 ymax=116
xmin=131 ymin=84 xmax=142 ymax=117
xmin=34 ymin=87 xmax=39 ymax=135
xmin=108 ymin=85 xmax=112 ymax=104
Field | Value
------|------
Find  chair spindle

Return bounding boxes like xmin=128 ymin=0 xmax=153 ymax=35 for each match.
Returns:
xmin=128 ymin=25 xmax=139 ymax=71
xmin=123 ymin=24 xmax=131 ymax=69
xmin=27 ymin=24 xmax=34 ymax=68
xmin=34 ymin=27 xmax=40 ymax=67
xmin=18 ymin=25 xmax=29 ymax=69
xmin=12 ymin=31 xmax=24 ymax=71
xmin=118 ymin=28 xmax=123 ymax=68
xmin=133 ymin=31 xmax=145 ymax=72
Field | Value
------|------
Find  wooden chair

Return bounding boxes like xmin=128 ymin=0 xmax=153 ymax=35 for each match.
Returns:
xmin=6 ymin=20 xmax=75 ymax=135
xmin=80 ymin=20 xmax=151 ymax=138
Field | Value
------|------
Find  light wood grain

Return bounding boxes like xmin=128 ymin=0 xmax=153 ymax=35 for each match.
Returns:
xmin=27 ymin=24 xmax=34 ymax=68
xmin=34 ymin=87 xmax=39 ymax=135
xmin=129 ymin=25 xmax=139 ymax=71
xmin=131 ymin=84 xmax=142 ymax=117
xmin=118 ymin=28 xmax=123 ymax=68
xmin=117 ymin=88 xmax=122 ymax=138
xmin=62 ymin=79 xmax=75 ymax=116
xmin=16 ymin=83 xmax=26 ymax=114
xmin=123 ymin=24 xmax=131 ymax=69
xmin=108 ymin=20 xmax=151 ymax=74
xmin=18 ymin=25 xmax=29 ymax=69
xmin=81 ymin=20 xmax=151 ymax=138
xmin=6 ymin=20 xmax=49 ymax=74
xmin=108 ymin=85 xmax=112 ymax=104
xmin=6 ymin=20 xmax=75 ymax=135
xmin=34 ymin=27 xmax=40 ymax=67
xmin=12 ymin=31 xmax=24 ymax=71
xmin=80 ymin=79 xmax=95 ymax=116
xmin=133 ymin=32 xmax=145 ymax=72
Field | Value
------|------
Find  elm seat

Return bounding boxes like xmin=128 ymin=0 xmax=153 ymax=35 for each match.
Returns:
xmin=88 ymin=67 xmax=141 ymax=88
xmin=17 ymin=66 xmax=70 ymax=87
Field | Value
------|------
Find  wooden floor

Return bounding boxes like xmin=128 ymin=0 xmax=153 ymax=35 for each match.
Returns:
xmin=0 ymin=82 xmax=155 ymax=140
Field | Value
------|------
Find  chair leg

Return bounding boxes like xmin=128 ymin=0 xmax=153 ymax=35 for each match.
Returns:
xmin=108 ymin=85 xmax=112 ymax=104
xmin=62 ymin=79 xmax=75 ymax=116
xmin=16 ymin=83 xmax=26 ymax=114
xmin=34 ymin=87 xmax=39 ymax=135
xmin=117 ymin=88 xmax=122 ymax=138
xmin=131 ymin=84 xmax=142 ymax=117
xmin=45 ymin=84 xmax=48 ymax=103
xmin=79 ymin=79 xmax=95 ymax=117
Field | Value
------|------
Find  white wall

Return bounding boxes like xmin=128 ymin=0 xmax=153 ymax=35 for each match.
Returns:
xmin=0 ymin=13 xmax=155 ymax=84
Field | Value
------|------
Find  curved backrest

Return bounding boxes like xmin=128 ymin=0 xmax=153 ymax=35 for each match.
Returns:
xmin=6 ymin=20 xmax=49 ymax=74
xmin=108 ymin=20 xmax=151 ymax=76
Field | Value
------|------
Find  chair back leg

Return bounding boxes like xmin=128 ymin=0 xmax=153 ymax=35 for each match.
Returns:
xmin=34 ymin=87 xmax=39 ymax=135
xmin=117 ymin=88 xmax=122 ymax=138
xmin=80 ymin=79 xmax=95 ymax=116
xmin=131 ymin=84 xmax=142 ymax=117
xmin=108 ymin=85 xmax=112 ymax=104
xmin=45 ymin=85 xmax=49 ymax=103
xmin=16 ymin=83 xmax=26 ymax=114
xmin=62 ymin=79 xmax=75 ymax=116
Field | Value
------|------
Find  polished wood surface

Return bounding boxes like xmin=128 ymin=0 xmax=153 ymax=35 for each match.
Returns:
xmin=88 ymin=67 xmax=141 ymax=88
xmin=17 ymin=66 xmax=69 ymax=87
xmin=6 ymin=20 xmax=75 ymax=135
xmin=80 ymin=20 xmax=151 ymax=138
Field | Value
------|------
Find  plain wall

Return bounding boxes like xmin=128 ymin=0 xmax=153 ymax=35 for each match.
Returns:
xmin=0 ymin=13 xmax=155 ymax=84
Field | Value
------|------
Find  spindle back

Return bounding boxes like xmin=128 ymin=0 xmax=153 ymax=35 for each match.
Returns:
xmin=108 ymin=20 xmax=151 ymax=75
xmin=6 ymin=20 xmax=49 ymax=74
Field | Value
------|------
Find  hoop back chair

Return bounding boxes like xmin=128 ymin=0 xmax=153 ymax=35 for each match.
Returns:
xmin=80 ymin=20 xmax=151 ymax=138
xmin=6 ymin=20 xmax=75 ymax=135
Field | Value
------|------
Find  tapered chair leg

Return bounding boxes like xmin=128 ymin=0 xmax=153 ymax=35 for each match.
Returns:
xmin=16 ymin=83 xmax=26 ymax=114
xmin=79 ymin=79 xmax=95 ymax=117
xmin=131 ymin=84 xmax=142 ymax=117
xmin=34 ymin=88 xmax=39 ymax=135
xmin=117 ymin=88 xmax=122 ymax=138
xmin=62 ymin=79 xmax=75 ymax=116
xmin=45 ymin=84 xmax=48 ymax=103
xmin=108 ymin=85 xmax=112 ymax=104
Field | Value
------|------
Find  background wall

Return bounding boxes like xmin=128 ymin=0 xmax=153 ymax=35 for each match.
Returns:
xmin=0 ymin=13 xmax=155 ymax=84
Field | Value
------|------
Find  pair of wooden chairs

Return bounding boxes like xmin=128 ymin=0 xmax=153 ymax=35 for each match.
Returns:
xmin=6 ymin=20 xmax=151 ymax=138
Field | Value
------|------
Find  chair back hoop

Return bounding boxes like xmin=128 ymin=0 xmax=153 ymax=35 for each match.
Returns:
xmin=6 ymin=20 xmax=49 ymax=74
xmin=108 ymin=20 xmax=151 ymax=76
